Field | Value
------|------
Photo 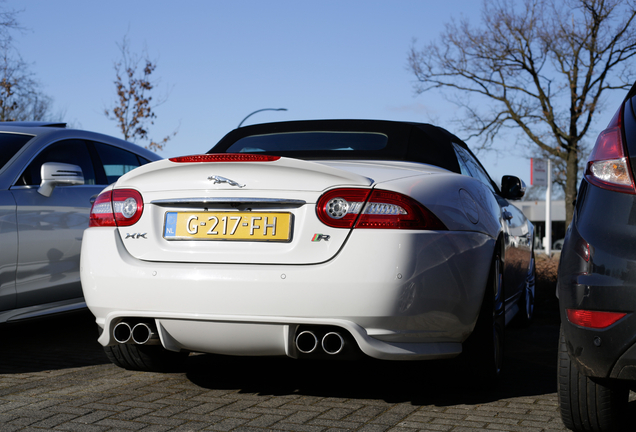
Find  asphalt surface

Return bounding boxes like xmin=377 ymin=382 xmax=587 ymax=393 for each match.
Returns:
xmin=0 ymin=303 xmax=634 ymax=431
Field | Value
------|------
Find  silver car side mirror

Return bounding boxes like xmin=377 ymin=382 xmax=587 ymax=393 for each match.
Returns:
xmin=38 ymin=162 xmax=85 ymax=197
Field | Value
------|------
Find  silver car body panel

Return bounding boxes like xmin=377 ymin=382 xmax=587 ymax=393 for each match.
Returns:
xmin=0 ymin=190 xmax=17 ymax=311
xmin=0 ymin=124 xmax=161 ymax=322
xmin=10 ymin=184 xmax=106 ymax=308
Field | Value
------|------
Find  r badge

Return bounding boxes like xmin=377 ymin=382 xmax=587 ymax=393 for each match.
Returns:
xmin=311 ymin=234 xmax=330 ymax=242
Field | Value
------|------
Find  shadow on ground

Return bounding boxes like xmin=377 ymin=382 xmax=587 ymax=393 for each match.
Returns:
xmin=0 ymin=309 xmax=109 ymax=373
xmin=185 ymin=321 xmax=561 ymax=406
xmin=0 ymin=301 xmax=562 ymax=406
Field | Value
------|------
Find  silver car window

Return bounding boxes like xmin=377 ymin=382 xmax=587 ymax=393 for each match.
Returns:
xmin=93 ymin=142 xmax=145 ymax=184
xmin=18 ymin=139 xmax=96 ymax=186
xmin=0 ymin=132 xmax=34 ymax=171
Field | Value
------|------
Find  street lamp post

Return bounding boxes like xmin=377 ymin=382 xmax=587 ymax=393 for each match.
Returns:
xmin=238 ymin=108 xmax=287 ymax=128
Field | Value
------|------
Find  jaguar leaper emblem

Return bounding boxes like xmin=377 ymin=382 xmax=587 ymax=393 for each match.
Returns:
xmin=208 ymin=175 xmax=245 ymax=188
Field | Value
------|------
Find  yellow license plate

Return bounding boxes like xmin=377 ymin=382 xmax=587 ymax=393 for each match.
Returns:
xmin=163 ymin=211 xmax=292 ymax=241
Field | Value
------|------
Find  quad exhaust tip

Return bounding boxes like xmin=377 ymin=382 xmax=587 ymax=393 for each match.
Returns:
xmin=113 ymin=321 xmax=159 ymax=345
xmin=113 ymin=322 xmax=132 ymax=344
xmin=131 ymin=322 xmax=156 ymax=345
xmin=322 ymin=332 xmax=345 ymax=355
xmin=295 ymin=330 xmax=318 ymax=354
xmin=295 ymin=329 xmax=346 ymax=355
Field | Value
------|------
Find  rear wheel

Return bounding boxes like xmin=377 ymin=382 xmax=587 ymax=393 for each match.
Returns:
xmin=104 ymin=344 xmax=188 ymax=372
xmin=558 ymin=326 xmax=628 ymax=431
xmin=462 ymin=251 xmax=505 ymax=384
xmin=514 ymin=252 xmax=536 ymax=327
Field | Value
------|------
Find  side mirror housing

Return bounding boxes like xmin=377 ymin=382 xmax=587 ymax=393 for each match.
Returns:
xmin=38 ymin=162 xmax=84 ymax=197
xmin=501 ymin=175 xmax=526 ymax=200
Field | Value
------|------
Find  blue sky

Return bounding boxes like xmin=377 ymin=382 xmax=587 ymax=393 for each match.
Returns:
xmin=10 ymin=1 xmax=626 ymax=187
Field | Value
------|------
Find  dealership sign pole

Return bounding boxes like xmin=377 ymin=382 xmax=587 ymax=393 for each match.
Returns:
xmin=531 ymin=158 xmax=551 ymax=255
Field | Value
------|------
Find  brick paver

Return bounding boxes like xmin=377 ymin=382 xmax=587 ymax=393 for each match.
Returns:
xmin=0 ymin=308 xmax=624 ymax=431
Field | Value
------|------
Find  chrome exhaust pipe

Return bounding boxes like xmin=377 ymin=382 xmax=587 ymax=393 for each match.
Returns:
xmin=295 ymin=330 xmax=318 ymax=354
xmin=131 ymin=322 xmax=159 ymax=345
xmin=322 ymin=332 xmax=345 ymax=355
xmin=113 ymin=322 xmax=132 ymax=344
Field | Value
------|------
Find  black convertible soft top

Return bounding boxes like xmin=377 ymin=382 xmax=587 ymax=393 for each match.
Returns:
xmin=210 ymin=119 xmax=469 ymax=174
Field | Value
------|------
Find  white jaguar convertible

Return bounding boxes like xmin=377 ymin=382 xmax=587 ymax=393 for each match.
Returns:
xmin=80 ymin=120 xmax=535 ymax=380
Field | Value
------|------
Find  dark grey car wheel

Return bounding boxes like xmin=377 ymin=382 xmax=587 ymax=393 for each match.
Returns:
xmin=558 ymin=326 xmax=628 ymax=431
xmin=104 ymin=344 xmax=188 ymax=372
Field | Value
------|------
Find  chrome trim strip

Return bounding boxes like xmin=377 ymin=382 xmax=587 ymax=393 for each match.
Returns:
xmin=151 ymin=197 xmax=306 ymax=206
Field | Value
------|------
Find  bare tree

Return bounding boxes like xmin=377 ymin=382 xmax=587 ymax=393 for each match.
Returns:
xmin=105 ymin=36 xmax=176 ymax=152
xmin=0 ymin=3 xmax=57 ymax=123
xmin=0 ymin=51 xmax=55 ymax=122
xmin=408 ymin=0 xmax=636 ymax=226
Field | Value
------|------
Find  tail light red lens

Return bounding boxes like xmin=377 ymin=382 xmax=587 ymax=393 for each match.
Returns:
xmin=357 ymin=190 xmax=447 ymax=229
xmin=585 ymin=104 xmax=636 ymax=194
xmin=316 ymin=188 xmax=447 ymax=230
xmin=89 ymin=189 xmax=144 ymax=227
xmin=566 ymin=309 xmax=626 ymax=329
xmin=169 ymin=154 xmax=280 ymax=163
xmin=575 ymin=238 xmax=591 ymax=262
xmin=316 ymin=188 xmax=372 ymax=228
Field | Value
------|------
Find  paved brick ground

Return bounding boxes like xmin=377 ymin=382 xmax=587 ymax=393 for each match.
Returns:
xmin=0 ymin=305 xmax=632 ymax=431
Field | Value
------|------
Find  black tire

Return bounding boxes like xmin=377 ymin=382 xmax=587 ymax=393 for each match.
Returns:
xmin=462 ymin=250 xmax=505 ymax=384
xmin=558 ymin=326 xmax=628 ymax=431
xmin=514 ymin=252 xmax=536 ymax=327
xmin=104 ymin=344 xmax=188 ymax=372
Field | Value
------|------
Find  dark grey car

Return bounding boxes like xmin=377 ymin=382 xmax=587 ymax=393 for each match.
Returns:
xmin=557 ymin=81 xmax=636 ymax=431
xmin=0 ymin=122 xmax=161 ymax=323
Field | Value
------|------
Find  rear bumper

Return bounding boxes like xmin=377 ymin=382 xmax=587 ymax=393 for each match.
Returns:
xmin=80 ymin=227 xmax=494 ymax=360
xmin=558 ymin=181 xmax=636 ymax=379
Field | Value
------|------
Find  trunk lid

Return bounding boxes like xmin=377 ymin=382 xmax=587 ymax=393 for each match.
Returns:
xmin=111 ymin=157 xmax=433 ymax=264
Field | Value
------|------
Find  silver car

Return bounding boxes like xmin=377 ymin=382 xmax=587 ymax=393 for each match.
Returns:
xmin=0 ymin=122 xmax=161 ymax=323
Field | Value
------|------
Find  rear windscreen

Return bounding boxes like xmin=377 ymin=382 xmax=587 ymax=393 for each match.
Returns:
xmin=0 ymin=132 xmax=33 ymax=170
xmin=225 ymin=132 xmax=388 ymax=153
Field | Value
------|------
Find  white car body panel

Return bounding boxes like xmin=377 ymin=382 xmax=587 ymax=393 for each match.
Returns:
xmin=117 ymin=157 xmax=374 ymax=193
xmin=113 ymin=158 xmax=501 ymax=265
xmin=81 ymin=224 xmax=493 ymax=360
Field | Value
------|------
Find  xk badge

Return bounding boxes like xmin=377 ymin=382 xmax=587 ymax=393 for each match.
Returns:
xmin=125 ymin=233 xmax=147 ymax=239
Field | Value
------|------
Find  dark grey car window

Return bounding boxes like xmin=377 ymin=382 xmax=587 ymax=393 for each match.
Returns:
xmin=227 ymin=132 xmax=388 ymax=153
xmin=0 ymin=133 xmax=34 ymax=171
xmin=19 ymin=139 xmax=96 ymax=186
xmin=93 ymin=142 xmax=144 ymax=184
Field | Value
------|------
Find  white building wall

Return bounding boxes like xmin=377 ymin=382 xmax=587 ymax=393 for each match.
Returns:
xmin=514 ymin=200 xmax=566 ymax=222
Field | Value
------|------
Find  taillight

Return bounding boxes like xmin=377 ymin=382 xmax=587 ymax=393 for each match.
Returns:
xmin=169 ymin=154 xmax=280 ymax=163
xmin=575 ymin=238 xmax=591 ymax=262
xmin=584 ymin=104 xmax=636 ymax=194
xmin=316 ymin=188 xmax=447 ymax=230
xmin=566 ymin=309 xmax=626 ymax=329
xmin=89 ymin=189 xmax=144 ymax=227
xmin=358 ymin=189 xmax=447 ymax=229
xmin=316 ymin=188 xmax=371 ymax=228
